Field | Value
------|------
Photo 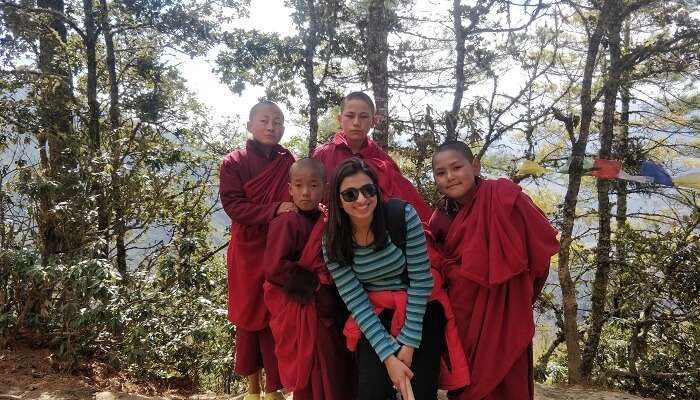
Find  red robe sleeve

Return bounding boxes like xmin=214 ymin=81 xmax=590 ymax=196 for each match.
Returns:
xmin=511 ymin=191 xmax=559 ymax=301
xmin=263 ymin=213 xmax=303 ymax=287
xmin=219 ymin=153 xmax=280 ymax=226
xmin=428 ymin=209 xmax=452 ymax=246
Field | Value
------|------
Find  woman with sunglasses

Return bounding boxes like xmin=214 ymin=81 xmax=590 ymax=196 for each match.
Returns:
xmin=323 ymin=157 xmax=447 ymax=400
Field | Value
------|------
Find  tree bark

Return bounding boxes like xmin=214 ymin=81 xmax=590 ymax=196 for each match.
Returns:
xmin=367 ymin=0 xmax=390 ymax=150
xmin=610 ymin=19 xmax=630 ymax=322
xmin=446 ymin=0 xmax=465 ymax=142
xmin=83 ymin=0 xmax=99 ymax=154
xmin=36 ymin=0 xmax=76 ymax=263
xmin=302 ymin=0 xmax=320 ymax=155
xmin=98 ymin=0 xmax=127 ymax=277
xmin=555 ymin=1 xmax=612 ymax=383
xmin=581 ymin=0 xmax=624 ymax=379
xmin=82 ymin=0 xmax=109 ymax=258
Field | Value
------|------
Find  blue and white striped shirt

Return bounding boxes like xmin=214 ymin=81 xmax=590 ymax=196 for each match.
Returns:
xmin=323 ymin=203 xmax=433 ymax=361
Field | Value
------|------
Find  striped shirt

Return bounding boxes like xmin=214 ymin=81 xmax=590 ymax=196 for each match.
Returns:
xmin=323 ymin=203 xmax=433 ymax=361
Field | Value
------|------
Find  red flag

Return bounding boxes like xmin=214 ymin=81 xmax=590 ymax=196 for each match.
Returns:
xmin=590 ymin=159 xmax=622 ymax=179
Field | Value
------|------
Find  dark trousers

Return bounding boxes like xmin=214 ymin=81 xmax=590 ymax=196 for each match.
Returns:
xmin=356 ymin=301 xmax=447 ymax=400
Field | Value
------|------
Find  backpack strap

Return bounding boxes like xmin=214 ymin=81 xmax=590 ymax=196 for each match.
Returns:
xmin=385 ymin=198 xmax=407 ymax=250
xmin=384 ymin=198 xmax=409 ymax=284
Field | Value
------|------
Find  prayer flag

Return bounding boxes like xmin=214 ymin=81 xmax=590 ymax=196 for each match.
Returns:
xmin=641 ymin=161 xmax=674 ymax=186
xmin=617 ymin=170 xmax=654 ymax=184
xmin=590 ymin=159 xmax=622 ymax=179
xmin=672 ymin=173 xmax=700 ymax=190
xmin=558 ymin=157 xmax=594 ymax=173
xmin=516 ymin=160 xmax=548 ymax=177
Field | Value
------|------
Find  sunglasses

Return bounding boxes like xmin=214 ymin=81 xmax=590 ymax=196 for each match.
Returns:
xmin=340 ymin=183 xmax=378 ymax=202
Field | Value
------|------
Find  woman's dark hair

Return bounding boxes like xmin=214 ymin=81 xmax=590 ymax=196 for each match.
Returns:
xmin=324 ymin=157 xmax=387 ymax=266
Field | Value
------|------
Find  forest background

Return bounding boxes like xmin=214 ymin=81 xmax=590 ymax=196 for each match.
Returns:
xmin=1 ymin=0 xmax=699 ymax=398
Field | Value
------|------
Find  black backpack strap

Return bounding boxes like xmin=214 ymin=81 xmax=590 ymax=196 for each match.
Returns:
xmin=384 ymin=198 xmax=409 ymax=284
xmin=385 ymin=198 xmax=407 ymax=250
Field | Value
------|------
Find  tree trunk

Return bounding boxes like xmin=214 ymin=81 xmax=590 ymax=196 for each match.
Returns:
xmin=556 ymin=1 xmax=611 ymax=383
xmin=581 ymin=0 xmax=624 ymax=378
xmin=367 ymin=0 xmax=390 ymax=150
xmin=446 ymin=0 xmax=465 ymax=142
xmin=609 ymin=20 xmax=631 ymax=322
xmin=98 ymin=0 xmax=127 ymax=277
xmin=303 ymin=0 xmax=320 ymax=155
xmin=83 ymin=0 xmax=99 ymax=155
xmin=82 ymin=0 xmax=109 ymax=257
xmin=36 ymin=0 xmax=76 ymax=263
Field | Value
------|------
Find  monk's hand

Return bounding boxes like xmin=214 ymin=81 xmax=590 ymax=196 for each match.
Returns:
xmin=276 ymin=201 xmax=298 ymax=215
xmin=283 ymin=268 xmax=319 ymax=304
xmin=383 ymin=355 xmax=413 ymax=399
xmin=396 ymin=345 xmax=415 ymax=368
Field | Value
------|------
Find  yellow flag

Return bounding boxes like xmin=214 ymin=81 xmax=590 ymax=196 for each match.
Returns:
xmin=516 ymin=160 xmax=548 ymax=177
xmin=672 ymin=173 xmax=700 ymax=190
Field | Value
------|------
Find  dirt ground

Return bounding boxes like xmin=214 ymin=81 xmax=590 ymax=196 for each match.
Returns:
xmin=0 ymin=347 xmax=652 ymax=400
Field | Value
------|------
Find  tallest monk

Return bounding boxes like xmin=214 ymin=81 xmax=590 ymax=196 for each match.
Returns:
xmin=219 ymin=101 xmax=292 ymax=400
xmin=312 ymin=91 xmax=432 ymax=222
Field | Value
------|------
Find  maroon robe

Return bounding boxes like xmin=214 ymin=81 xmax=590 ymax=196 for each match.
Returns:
xmin=262 ymin=210 xmax=354 ymax=400
xmin=312 ymin=131 xmax=433 ymax=222
xmin=219 ymin=139 xmax=295 ymax=331
xmin=430 ymin=179 xmax=559 ymax=400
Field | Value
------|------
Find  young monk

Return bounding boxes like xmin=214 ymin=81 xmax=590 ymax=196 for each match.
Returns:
xmin=219 ymin=101 xmax=294 ymax=400
xmin=429 ymin=141 xmax=560 ymax=400
xmin=312 ymin=91 xmax=432 ymax=222
xmin=262 ymin=158 xmax=354 ymax=400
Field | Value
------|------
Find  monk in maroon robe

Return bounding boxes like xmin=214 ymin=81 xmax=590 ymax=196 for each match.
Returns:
xmin=219 ymin=101 xmax=295 ymax=400
xmin=430 ymin=142 xmax=559 ymax=400
xmin=312 ymin=91 xmax=432 ymax=222
xmin=262 ymin=158 xmax=354 ymax=400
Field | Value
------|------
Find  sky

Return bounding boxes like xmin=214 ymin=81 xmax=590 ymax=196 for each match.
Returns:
xmin=177 ymin=0 xmax=299 ymax=138
xmin=175 ymin=0 xmax=460 ymax=142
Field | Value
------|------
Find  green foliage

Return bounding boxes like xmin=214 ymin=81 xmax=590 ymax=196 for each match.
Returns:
xmin=2 ymin=0 xmax=699 ymax=397
xmin=543 ymin=219 xmax=700 ymax=399
xmin=0 ymin=0 xmax=247 ymax=391
xmin=216 ymin=29 xmax=303 ymax=101
xmin=0 ymin=247 xmax=238 ymax=389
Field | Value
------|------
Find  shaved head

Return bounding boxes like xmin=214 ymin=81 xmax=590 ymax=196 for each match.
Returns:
xmin=249 ymin=100 xmax=283 ymax=121
xmin=433 ymin=140 xmax=475 ymax=165
xmin=289 ymin=157 xmax=325 ymax=182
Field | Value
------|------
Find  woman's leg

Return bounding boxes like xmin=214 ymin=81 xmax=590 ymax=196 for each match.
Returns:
xmin=410 ymin=301 xmax=447 ymax=400
xmin=356 ymin=310 xmax=395 ymax=400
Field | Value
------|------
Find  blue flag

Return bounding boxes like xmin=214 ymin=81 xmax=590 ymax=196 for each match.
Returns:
xmin=641 ymin=161 xmax=673 ymax=186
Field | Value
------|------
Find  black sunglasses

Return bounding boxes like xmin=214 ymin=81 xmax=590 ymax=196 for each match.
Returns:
xmin=340 ymin=183 xmax=378 ymax=202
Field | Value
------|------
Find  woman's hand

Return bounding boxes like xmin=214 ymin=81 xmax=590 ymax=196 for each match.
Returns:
xmin=383 ymin=355 xmax=414 ymax=399
xmin=396 ymin=345 xmax=415 ymax=368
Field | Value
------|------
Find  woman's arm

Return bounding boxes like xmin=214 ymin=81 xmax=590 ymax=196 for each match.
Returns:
xmin=323 ymin=246 xmax=400 ymax=362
